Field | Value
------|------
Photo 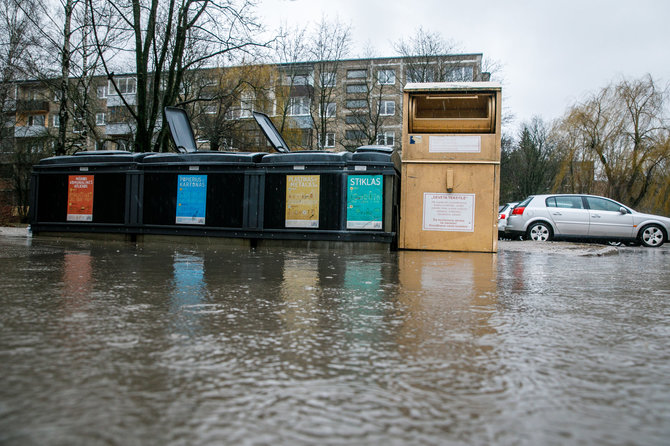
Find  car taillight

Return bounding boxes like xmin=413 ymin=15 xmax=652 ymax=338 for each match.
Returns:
xmin=499 ymin=213 xmax=506 ymax=220
xmin=511 ymin=207 xmax=525 ymax=216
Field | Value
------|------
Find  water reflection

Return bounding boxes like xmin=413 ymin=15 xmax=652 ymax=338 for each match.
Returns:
xmin=1 ymin=236 xmax=670 ymax=445
xmin=62 ymin=251 xmax=93 ymax=300
xmin=397 ymin=251 xmax=499 ymax=345
xmin=279 ymin=253 xmax=320 ymax=335
xmin=341 ymin=259 xmax=385 ymax=345
xmin=169 ymin=252 xmax=207 ymax=336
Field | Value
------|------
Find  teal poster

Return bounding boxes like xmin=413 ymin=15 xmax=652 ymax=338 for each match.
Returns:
xmin=347 ymin=175 xmax=383 ymax=229
xmin=176 ymin=175 xmax=207 ymax=225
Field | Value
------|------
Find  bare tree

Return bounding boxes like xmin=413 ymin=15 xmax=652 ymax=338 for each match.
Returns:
xmin=341 ymin=60 xmax=401 ymax=151
xmin=185 ymin=64 xmax=275 ymax=151
xmin=88 ymin=0 xmax=265 ymax=152
xmin=12 ymin=0 xmax=122 ymax=154
xmin=307 ymin=17 xmax=351 ymax=149
xmin=0 ymin=0 xmax=44 ymax=221
xmin=0 ymin=0 xmax=38 ymax=143
xmin=393 ymin=27 xmax=465 ymax=82
xmin=553 ymin=75 xmax=670 ymax=209
xmin=273 ymin=25 xmax=311 ymax=138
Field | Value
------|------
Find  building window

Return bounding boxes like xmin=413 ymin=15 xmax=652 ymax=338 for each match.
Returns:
xmin=225 ymin=107 xmax=240 ymax=120
xmin=202 ymin=78 xmax=218 ymax=87
xmin=377 ymin=69 xmax=396 ymax=85
xmin=96 ymin=113 xmax=106 ymax=126
xmin=285 ymin=73 xmax=311 ymax=86
xmin=27 ymin=115 xmax=45 ymax=126
xmin=72 ymin=121 xmax=84 ymax=133
xmin=288 ymin=96 xmax=310 ymax=116
xmin=26 ymin=89 xmax=40 ymax=100
xmin=407 ymin=67 xmax=434 ymax=83
xmin=240 ymin=91 xmax=254 ymax=118
xmin=345 ymin=129 xmax=366 ymax=140
xmin=109 ymin=78 xmax=136 ymax=95
xmin=319 ymin=132 xmax=335 ymax=148
xmin=377 ymin=131 xmax=395 ymax=146
xmin=320 ymin=102 xmax=336 ymax=118
xmin=97 ymin=85 xmax=107 ymax=99
xmin=203 ymin=104 xmax=217 ymax=115
xmin=346 ymin=99 xmax=367 ymax=109
xmin=320 ymin=72 xmax=336 ymax=87
xmin=346 ymin=84 xmax=367 ymax=94
xmin=223 ymin=137 xmax=236 ymax=150
xmin=51 ymin=114 xmax=60 ymax=128
xmin=379 ymin=100 xmax=395 ymax=116
xmin=347 ymin=69 xmax=366 ymax=79
xmin=446 ymin=66 xmax=474 ymax=81
xmin=345 ymin=114 xmax=366 ymax=125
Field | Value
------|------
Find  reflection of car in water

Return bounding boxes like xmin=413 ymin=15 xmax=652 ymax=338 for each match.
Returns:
xmin=497 ymin=202 xmax=518 ymax=239
xmin=505 ymin=194 xmax=670 ymax=247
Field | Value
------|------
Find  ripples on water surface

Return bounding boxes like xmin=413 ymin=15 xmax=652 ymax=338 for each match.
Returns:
xmin=0 ymin=236 xmax=669 ymax=445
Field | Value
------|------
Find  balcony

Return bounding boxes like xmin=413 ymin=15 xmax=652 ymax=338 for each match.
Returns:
xmin=105 ymin=123 xmax=135 ymax=136
xmin=16 ymin=100 xmax=50 ymax=113
xmin=106 ymin=94 xmax=136 ymax=107
xmin=290 ymin=116 xmax=313 ymax=129
xmin=15 ymin=126 xmax=49 ymax=138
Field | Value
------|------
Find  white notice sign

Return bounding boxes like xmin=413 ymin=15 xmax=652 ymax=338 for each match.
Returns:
xmin=423 ymin=193 xmax=475 ymax=232
xmin=429 ymin=135 xmax=481 ymax=153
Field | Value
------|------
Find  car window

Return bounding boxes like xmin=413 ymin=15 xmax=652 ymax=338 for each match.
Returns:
xmin=517 ymin=197 xmax=533 ymax=207
xmin=548 ymin=196 xmax=584 ymax=209
xmin=585 ymin=196 xmax=621 ymax=212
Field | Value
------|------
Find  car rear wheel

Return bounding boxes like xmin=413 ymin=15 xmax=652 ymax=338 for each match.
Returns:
xmin=639 ymin=224 xmax=665 ymax=247
xmin=526 ymin=222 xmax=552 ymax=242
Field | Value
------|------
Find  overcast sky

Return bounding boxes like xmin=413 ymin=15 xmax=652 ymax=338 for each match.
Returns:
xmin=257 ymin=0 xmax=670 ymax=133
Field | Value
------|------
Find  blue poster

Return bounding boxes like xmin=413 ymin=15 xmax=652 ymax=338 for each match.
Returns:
xmin=176 ymin=175 xmax=207 ymax=225
xmin=347 ymin=175 xmax=383 ymax=229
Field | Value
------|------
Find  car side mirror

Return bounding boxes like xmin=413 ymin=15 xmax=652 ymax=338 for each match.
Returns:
xmin=619 ymin=207 xmax=628 ymax=214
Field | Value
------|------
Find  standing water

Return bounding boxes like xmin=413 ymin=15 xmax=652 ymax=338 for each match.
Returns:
xmin=1 ymin=235 xmax=669 ymax=445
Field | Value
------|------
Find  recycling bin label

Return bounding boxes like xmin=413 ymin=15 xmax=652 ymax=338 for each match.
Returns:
xmin=67 ymin=175 xmax=94 ymax=222
xmin=346 ymin=175 xmax=383 ymax=229
xmin=176 ymin=174 xmax=207 ymax=225
xmin=286 ymin=175 xmax=320 ymax=228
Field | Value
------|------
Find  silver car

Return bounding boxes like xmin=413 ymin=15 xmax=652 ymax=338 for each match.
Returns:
xmin=498 ymin=202 xmax=518 ymax=238
xmin=504 ymin=194 xmax=670 ymax=247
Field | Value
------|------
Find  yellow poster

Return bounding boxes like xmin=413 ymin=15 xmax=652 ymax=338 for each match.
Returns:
xmin=286 ymin=175 xmax=320 ymax=228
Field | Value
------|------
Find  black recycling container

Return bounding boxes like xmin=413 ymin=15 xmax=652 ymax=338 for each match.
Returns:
xmin=345 ymin=145 xmax=401 ymax=239
xmin=259 ymin=151 xmax=352 ymax=234
xmin=30 ymin=151 xmax=145 ymax=234
xmin=139 ymin=151 xmax=266 ymax=235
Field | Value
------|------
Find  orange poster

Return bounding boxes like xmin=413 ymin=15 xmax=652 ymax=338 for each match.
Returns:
xmin=67 ymin=175 xmax=94 ymax=221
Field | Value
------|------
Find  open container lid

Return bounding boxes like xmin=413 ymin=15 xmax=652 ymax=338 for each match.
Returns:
xmin=164 ymin=106 xmax=198 ymax=153
xmin=253 ymin=111 xmax=290 ymax=153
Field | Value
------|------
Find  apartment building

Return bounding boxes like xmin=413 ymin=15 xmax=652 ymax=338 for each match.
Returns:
xmin=8 ymin=52 xmax=488 ymax=155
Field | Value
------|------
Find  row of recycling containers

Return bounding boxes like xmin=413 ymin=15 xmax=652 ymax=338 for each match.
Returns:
xmin=29 ymin=147 xmax=400 ymax=245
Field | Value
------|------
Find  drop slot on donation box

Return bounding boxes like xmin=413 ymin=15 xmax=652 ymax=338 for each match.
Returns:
xmin=399 ymin=82 xmax=502 ymax=252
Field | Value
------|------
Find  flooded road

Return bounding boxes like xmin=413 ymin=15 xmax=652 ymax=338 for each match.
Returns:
xmin=1 ymin=235 xmax=669 ymax=445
